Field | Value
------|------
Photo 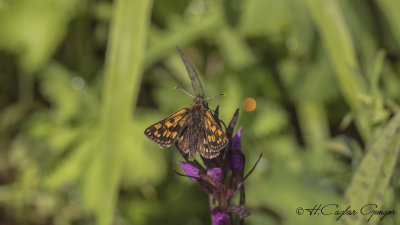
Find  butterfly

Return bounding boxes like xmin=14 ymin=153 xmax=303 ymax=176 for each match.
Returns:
xmin=144 ymin=46 xmax=228 ymax=161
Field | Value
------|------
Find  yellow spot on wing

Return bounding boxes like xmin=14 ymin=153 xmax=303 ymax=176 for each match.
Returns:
xmin=154 ymin=123 xmax=162 ymax=129
xmin=211 ymin=126 xmax=216 ymax=132
xmin=165 ymin=121 xmax=173 ymax=127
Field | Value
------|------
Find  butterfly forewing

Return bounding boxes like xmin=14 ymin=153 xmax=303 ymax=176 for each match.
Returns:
xmin=144 ymin=108 xmax=189 ymax=148
xmin=204 ymin=110 xmax=228 ymax=151
xmin=176 ymin=46 xmax=205 ymax=98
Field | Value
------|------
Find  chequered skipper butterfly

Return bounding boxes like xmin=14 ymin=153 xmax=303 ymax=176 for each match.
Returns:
xmin=144 ymin=46 xmax=228 ymax=161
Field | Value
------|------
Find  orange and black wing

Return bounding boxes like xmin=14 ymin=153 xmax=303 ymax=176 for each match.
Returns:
xmin=177 ymin=127 xmax=190 ymax=154
xmin=144 ymin=108 xmax=189 ymax=148
xmin=197 ymin=128 xmax=221 ymax=159
xmin=179 ymin=126 xmax=220 ymax=160
xmin=203 ymin=110 xmax=228 ymax=151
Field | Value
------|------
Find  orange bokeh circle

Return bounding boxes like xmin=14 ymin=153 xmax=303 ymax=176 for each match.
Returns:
xmin=243 ymin=97 xmax=256 ymax=112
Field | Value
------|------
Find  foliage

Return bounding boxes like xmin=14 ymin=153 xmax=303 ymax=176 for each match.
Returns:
xmin=0 ymin=0 xmax=400 ymax=225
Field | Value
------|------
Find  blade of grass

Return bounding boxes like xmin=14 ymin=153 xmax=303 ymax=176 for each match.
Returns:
xmin=296 ymin=100 xmax=331 ymax=171
xmin=369 ymin=50 xmax=386 ymax=94
xmin=304 ymin=0 xmax=369 ymax=140
xmin=377 ymin=0 xmax=400 ymax=49
xmin=337 ymin=111 xmax=400 ymax=225
xmin=81 ymin=1 xmax=153 ymax=225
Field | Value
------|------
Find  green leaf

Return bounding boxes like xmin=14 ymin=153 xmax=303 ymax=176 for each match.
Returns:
xmin=145 ymin=10 xmax=222 ymax=68
xmin=377 ymin=0 xmax=400 ymax=50
xmin=338 ymin=111 xmax=400 ymax=225
xmin=369 ymin=50 xmax=386 ymax=93
xmin=296 ymin=100 xmax=331 ymax=172
xmin=239 ymin=0 xmax=292 ymax=36
xmin=0 ymin=0 xmax=77 ymax=73
xmin=80 ymin=1 xmax=154 ymax=225
xmin=216 ymin=27 xmax=256 ymax=70
xmin=304 ymin=0 xmax=369 ymax=140
xmin=40 ymin=63 xmax=98 ymax=122
xmin=42 ymin=131 xmax=96 ymax=189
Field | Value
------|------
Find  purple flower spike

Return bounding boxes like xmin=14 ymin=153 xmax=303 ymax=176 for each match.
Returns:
xmin=231 ymin=126 xmax=242 ymax=150
xmin=171 ymin=107 xmax=254 ymax=222
xmin=214 ymin=213 xmax=230 ymax=225
xmin=179 ymin=162 xmax=200 ymax=181
xmin=229 ymin=149 xmax=245 ymax=172
xmin=207 ymin=167 xmax=223 ymax=181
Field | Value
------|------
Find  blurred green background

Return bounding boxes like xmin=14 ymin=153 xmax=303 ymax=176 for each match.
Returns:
xmin=1 ymin=0 xmax=400 ymax=225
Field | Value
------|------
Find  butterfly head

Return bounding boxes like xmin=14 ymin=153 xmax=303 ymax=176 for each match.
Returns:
xmin=192 ymin=96 xmax=208 ymax=109
xmin=174 ymin=86 xmax=225 ymax=110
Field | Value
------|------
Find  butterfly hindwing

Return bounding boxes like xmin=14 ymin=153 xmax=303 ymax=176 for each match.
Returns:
xmin=197 ymin=128 xmax=220 ymax=159
xmin=144 ymin=108 xmax=189 ymax=148
xmin=203 ymin=110 xmax=228 ymax=151
xmin=177 ymin=127 xmax=190 ymax=154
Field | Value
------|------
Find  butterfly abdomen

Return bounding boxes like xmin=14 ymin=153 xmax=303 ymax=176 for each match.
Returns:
xmin=187 ymin=103 xmax=205 ymax=160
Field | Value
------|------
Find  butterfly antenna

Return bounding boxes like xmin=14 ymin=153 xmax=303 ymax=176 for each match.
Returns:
xmin=204 ymin=93 xmax=227 ymax=101
xmin=174 ymin=86 xmax=195 ymax=99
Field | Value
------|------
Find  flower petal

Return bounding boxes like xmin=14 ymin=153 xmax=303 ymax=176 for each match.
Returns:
xmin=226 ymin=205 xmax=251 ymax=217
xmin=231 ymin=126 xmax=242 ymax=149
xmin=207 ymin=167 xmax=223 ymax=181
xmin=213 ymin=213 xmax=230 ymax=225
xmin=179 ymin=162 xmax=200 ymax=181
xmin=229 ymin=149 xmax=244 ymax=172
